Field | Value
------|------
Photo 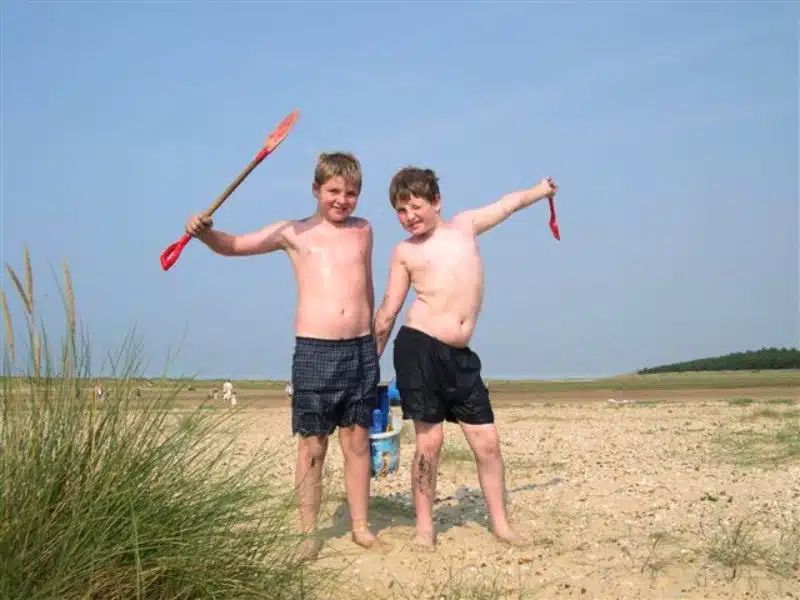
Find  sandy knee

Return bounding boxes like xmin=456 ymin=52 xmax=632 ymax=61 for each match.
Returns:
xmin=461 ymin=422 xmax=501 ymax=462
xmin=415 ymin=421 xmax=444 ymax=453
xmin=297 ymin=435 xmax=329 ymax=473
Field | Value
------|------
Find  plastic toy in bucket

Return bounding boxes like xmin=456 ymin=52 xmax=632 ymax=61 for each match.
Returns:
xmin=369 ymin=410 xmax=403 ymax=478
xmin=387 ymin=378 xmax=401 ymax=406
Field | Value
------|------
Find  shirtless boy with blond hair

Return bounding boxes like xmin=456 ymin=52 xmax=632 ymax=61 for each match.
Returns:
xmin=373 ymin=166 xmax=558 ymax=550
xmin=185 ymin=152 xmax=380 ymax=558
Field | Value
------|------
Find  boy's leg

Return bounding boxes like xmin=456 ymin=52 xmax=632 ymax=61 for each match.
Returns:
xmin=291 ymin=336 xmax=339 ymax=559
xmin=459 ymin=422 xmax=522 ymax=544
xmin=337 ymin=334 xmax=381 ymax=547
xmin=451 ymin=349 xmax=524 ymax=545
xmin=338 ymin=424 xmax=376 ymax=547
xmin=392 ymin=326 xmax=446 ymax=550
xmin=411 ymin=420 xmax=444 ymax=549
xmin=295 ymin=434 xmax=329 ymax=538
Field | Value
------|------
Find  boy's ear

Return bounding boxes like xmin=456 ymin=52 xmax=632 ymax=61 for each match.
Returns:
xmin=311 ymin=182 xmax=320 ymax=199
xmin=433 ymin=194 xmax=442 ymax=213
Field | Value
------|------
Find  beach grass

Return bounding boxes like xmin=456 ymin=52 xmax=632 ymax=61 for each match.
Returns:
xmin=0 ymin=249 xmax=333 ymax=600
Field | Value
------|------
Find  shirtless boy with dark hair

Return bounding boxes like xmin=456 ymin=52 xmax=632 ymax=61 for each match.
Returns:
xmin=373 ymin=166 xmax=558 ymax=550
xmin=186 ymin=152 xmax=380 ymax=559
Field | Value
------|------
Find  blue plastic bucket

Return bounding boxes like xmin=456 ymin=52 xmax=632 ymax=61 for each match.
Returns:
xmin=369 ymin=410 xmax=403 ymax=478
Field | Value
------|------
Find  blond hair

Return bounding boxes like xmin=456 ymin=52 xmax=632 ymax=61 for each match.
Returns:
xmin=314 ymin=152 xmax=362 ymax=193
xmin=388 ymin=166 xmax=440 ymax=208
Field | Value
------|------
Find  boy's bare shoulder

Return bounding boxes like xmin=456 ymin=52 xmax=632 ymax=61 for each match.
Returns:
xmin=285 ymin=216 xmax=312 ymax=229
xmin=344 ymin=218 xmax=373 ymax=248
xmin=392 ymin=238 xmax=416 ymax=262
xmin=274 ymin=217 xmax=322 ymax=251
xmin=280 ymin=217 xmax=312 ymax=238
xmin=450 ymin=212 xmax=477 ymax=235
xmin=346 ymin=216 xmax=373 ymax=232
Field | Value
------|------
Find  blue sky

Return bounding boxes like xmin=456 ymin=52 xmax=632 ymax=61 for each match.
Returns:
xmin=2 ymin=1 xmax=797 ymax=380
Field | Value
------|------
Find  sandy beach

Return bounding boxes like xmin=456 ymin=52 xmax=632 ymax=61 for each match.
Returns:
xmin=206 ymin=385 xmax=800 ymax=600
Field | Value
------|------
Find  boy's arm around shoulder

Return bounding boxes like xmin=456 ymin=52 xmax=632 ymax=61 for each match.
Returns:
xmin=456 ymin=177 xmax=558 ymax=236
xmin=197 ymin=220 xmax=294 ymax=257
xmin=373 ymin=242 xmax=411 ymax=357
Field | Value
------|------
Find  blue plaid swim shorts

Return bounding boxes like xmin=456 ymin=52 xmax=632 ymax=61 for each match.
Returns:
xmin=290 ymin=334 xmax=380 ymax=437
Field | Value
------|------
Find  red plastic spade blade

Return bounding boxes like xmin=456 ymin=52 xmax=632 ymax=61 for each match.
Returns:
xmin=548 ymin=196 xmax=560 ymax=241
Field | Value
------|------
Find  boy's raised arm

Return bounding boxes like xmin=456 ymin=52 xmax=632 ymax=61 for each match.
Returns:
xmin=373 ymin=244 xmax=411 ymax=357
xmin=187 ymin=214 xmax=293 ymax=257
xmin=457 ymin=178 xmax=557 ymax=236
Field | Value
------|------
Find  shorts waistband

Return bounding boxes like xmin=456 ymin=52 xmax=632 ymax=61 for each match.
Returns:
xmin=398 ymin=325 xmax=468 ymax=351
xmin=295 ymin=334 xmax=374 ymax=347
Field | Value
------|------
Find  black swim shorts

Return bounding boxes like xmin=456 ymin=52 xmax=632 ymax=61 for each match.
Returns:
xmin=291 ymin=334 xmax=380 ymax=437
xmin=393 ymin=325 xmax=493 ymax=425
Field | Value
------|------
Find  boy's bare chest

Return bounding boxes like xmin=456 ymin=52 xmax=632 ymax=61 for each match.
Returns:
xmin=407 ymin=237 xmax=479 ymax=275
xmin=296 ymin=235 xmax=367 ymax=267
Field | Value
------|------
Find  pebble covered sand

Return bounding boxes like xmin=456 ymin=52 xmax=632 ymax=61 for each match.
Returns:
xmin=216 ymin=388 xmax=799 ymax=599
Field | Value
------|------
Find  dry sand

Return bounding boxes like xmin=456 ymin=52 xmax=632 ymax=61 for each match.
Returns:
xmin=216 ymin=386 xmax=799 ymax=599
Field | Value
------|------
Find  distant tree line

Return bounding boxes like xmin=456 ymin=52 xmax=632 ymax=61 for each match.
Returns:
xmin=638 ymin=347 xmax=800 ymax=374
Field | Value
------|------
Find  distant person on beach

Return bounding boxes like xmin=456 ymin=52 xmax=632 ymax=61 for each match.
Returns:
xmin=222 ymin=379 xmax=235 ymax=405
xmin=373 ymin=166 xmax=558 ymax=550
xmin=185 ymin=152 xmax=380 ymax=559
xmin=94 ymin=381 xmax=104 ymax=403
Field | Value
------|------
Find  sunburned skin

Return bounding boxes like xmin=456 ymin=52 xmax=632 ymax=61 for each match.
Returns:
xmin=309 ymin=244 xmax=333 ymax=281
xmin=401 ymin=218 xmax=485 ymax=348
xmin=373 ymin=174 xmax=558 ymax=550
xmin=185 ymin=178 xmax=375 ymax=341
xmin=286 ymin=219 xmax=373 ymax=339
xmin=184 ymin=171 xmax=384 ymax=558
xmin=374 ymin=179 xmax=557 ymax=355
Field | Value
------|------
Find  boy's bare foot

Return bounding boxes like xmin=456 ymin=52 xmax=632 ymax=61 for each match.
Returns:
xmin=352 ymin=530 xmax=393 ymax=553
xmin=411 ymin=532 xmax=436 ymax=552
xmin=297 ymin=537 xmax=322 ymax=562
xmin=493 ymin=526 xmax=528 ymax=547
xmin=351 ymin=527 xmax=378 ymax=549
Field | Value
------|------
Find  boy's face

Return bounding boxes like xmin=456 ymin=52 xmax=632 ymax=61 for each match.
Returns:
xmin=394 ymin=194 xmax=440 ymax=237
xmin=313 ymin=175 xmax=360 ymax=223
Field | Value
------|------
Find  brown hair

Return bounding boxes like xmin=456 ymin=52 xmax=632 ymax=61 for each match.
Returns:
xmin=388 ymin=166 xmax=440 ymax=208
xmin=314 ymin=152 xmax=362 ymax=193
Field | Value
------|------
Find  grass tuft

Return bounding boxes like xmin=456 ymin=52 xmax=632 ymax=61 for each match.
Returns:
xmin=0 ymin=250 xmax=331 ymax=600
xmin=726 ymin=397 xmax=755 ymax=406
xmin=701 ymin=512 xmax=800 ymax=581
xmin=713 ymin=405 xmax=800 ymax=468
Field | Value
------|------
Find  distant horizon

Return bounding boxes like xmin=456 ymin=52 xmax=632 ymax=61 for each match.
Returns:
xmin=162 ymin=366 xmax=800 ymax=383
xmin=6 ymin=366 xmax=795 ymax=384
xmin=22 ymin=349 xmax=795 ymax=382
xmin=136 ymin=345 xmax=800 ymax=381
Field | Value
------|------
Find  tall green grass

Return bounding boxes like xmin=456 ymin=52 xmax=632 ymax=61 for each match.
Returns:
xmin=0 ymin=249 xmax=329 ymax=599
